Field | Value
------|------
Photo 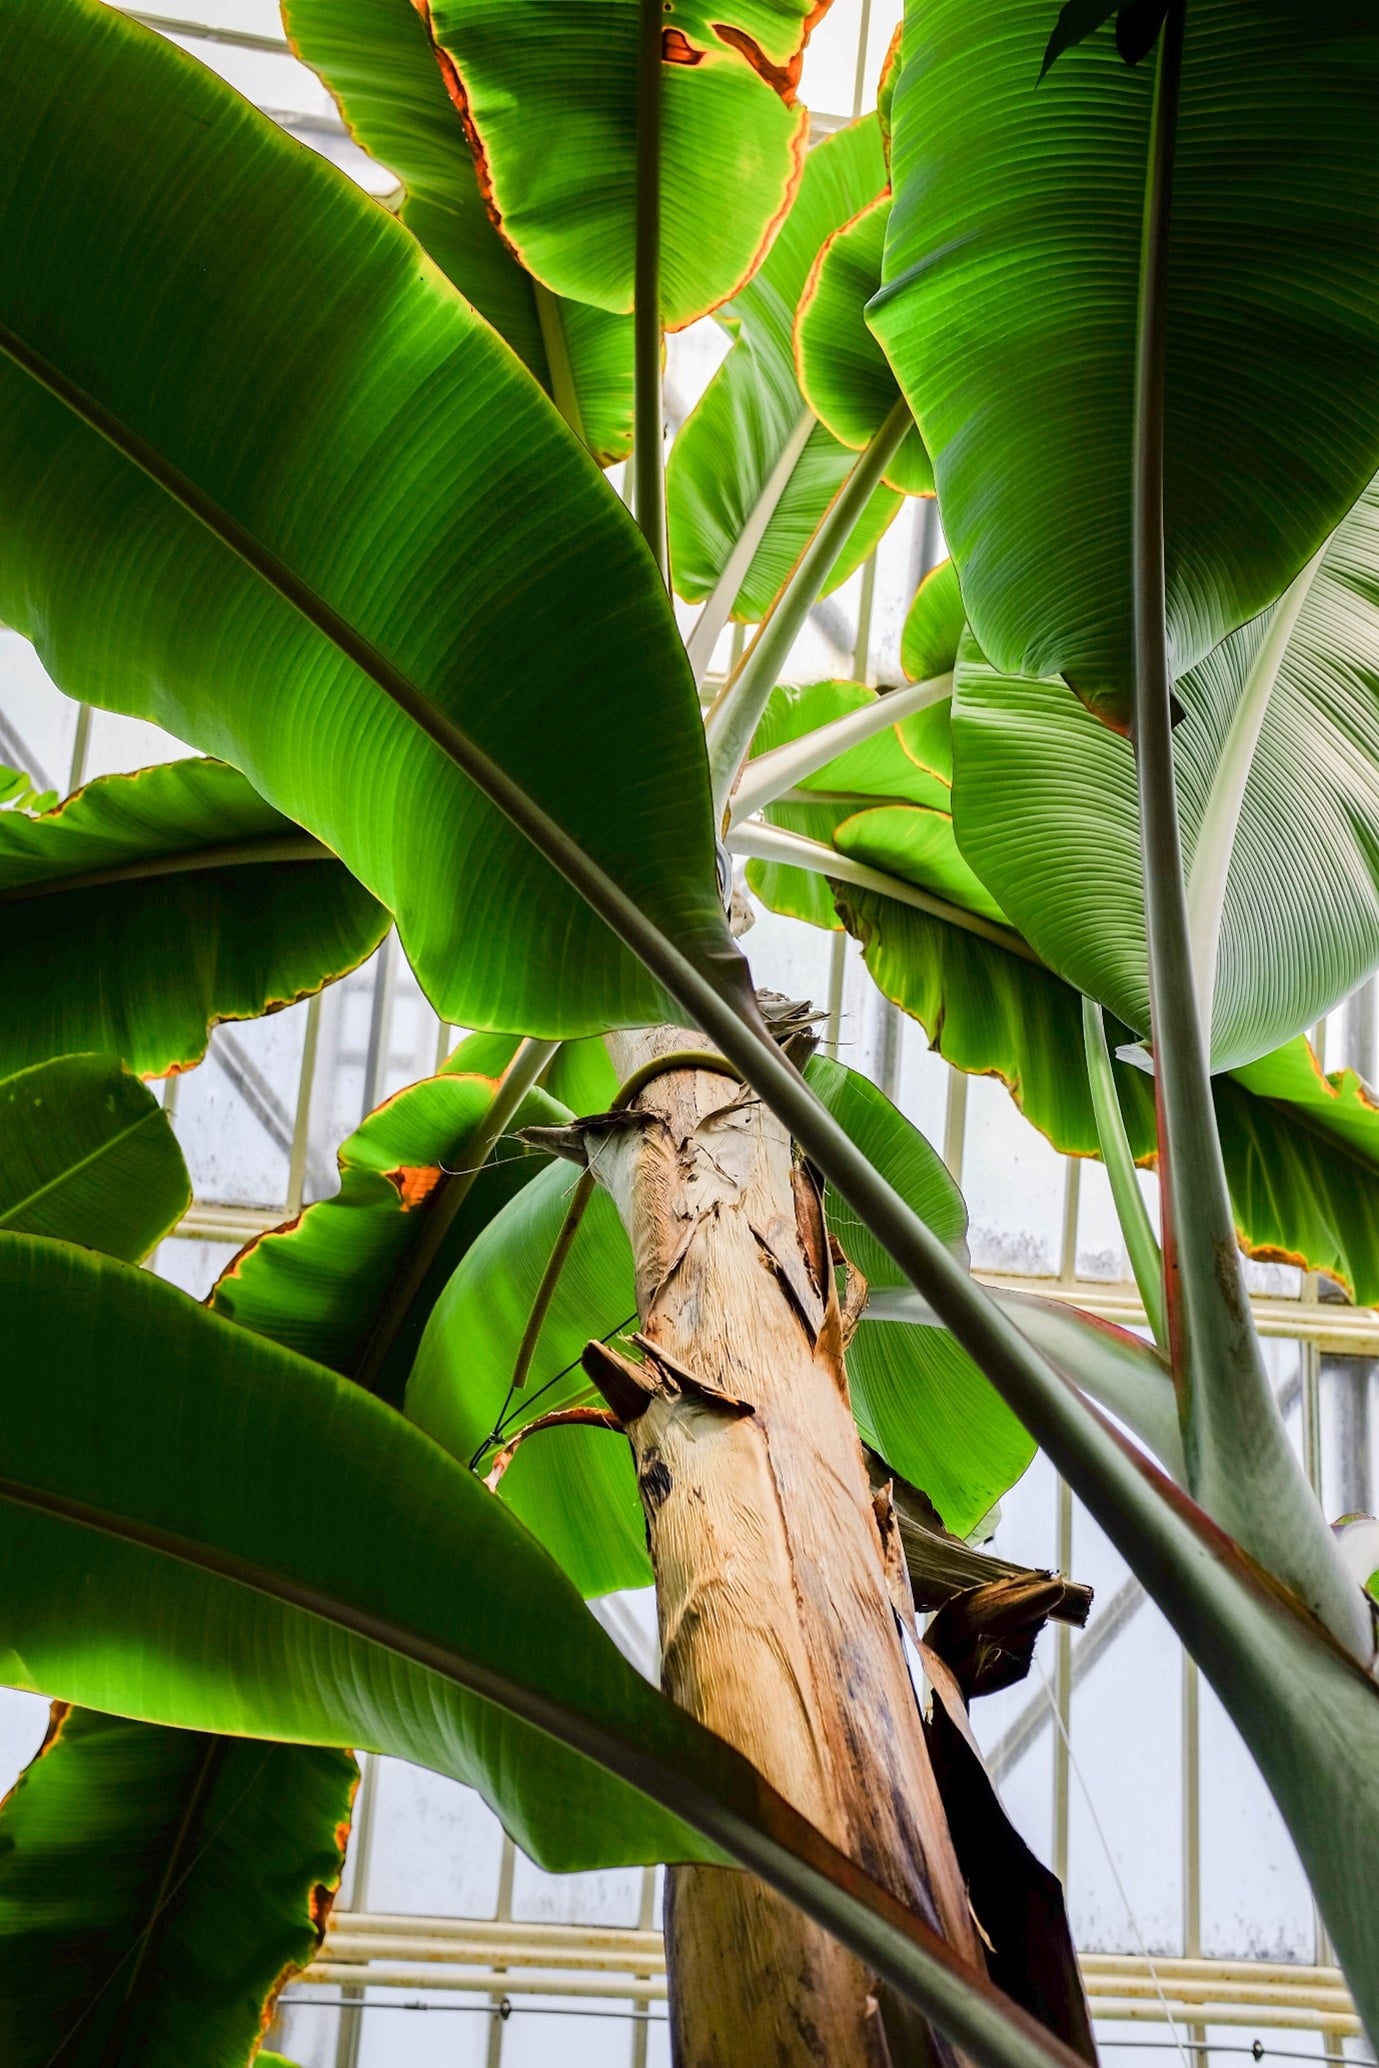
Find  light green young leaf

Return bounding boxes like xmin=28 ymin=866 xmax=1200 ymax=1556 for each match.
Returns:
xmin=213 ymin=1066 xmax=566 ymax=1409
xmin=739 ymin=678 xmax=956 ymax=926
xmin=668 ymin=119 xmax=901 ymax=626
xmin=901 ymin=558 xmax=964 ymax=686
xmin=796 ymin=194 xmax=932 ymax=496
xmin=408 ymin=1159 xmax=649 ymax=1598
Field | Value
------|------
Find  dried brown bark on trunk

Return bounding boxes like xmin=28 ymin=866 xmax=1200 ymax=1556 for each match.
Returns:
xmin=580 ymin=1024 xmax=982 ymax=2068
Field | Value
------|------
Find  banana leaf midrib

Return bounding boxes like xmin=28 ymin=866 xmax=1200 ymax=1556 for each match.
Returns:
xmin=0 ymin=1448 xmax=1092 ymax=2068
xmin=95 ymin=1730 xmax=228 ymax=2062
xmin=0 ymin=315 xmax=729 ymax=1025
xmin=0 ymin=1104 xmax=167 ymax=1230
xmin=0 ymin=831 xmax=333 ymax=904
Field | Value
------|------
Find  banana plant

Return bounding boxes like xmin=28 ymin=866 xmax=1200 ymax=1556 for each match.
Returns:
xmin=1 ymin=0 xmax=1378 ymax=2062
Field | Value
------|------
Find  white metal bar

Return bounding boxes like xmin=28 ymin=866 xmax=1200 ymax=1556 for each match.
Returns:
xmin=850 ymin=0 xmax=875 ymax=119
xmin=286 ymin=993 xmax=322 ymax=1216
xmin=1089 ymin=2001 xmax=1359 ymax=2036
xmin=334 ymin=1753 xmax=381 ymax=2068
xmin=1052 ymin=1478 xmax=1073 ymax=1884
xmin=1058 ymin=1160 xmax=1081 ymax=1286
xmin=123 ymin=9 xmax=291 ymax=54
xmin=942 ymin=1066 xmax=967 ymax=1184
xmin=631 ymin=1866 xmax=660 ymax=2068
xmin=325 ymin=1916 xmax=664 ymax=1953
xmin=298 ymin=1927 xmax=1361 ymax=2033
xmin=1182 ymin=1654 xmax=1201 ymax=1967
xmin=163 ymin=1202 xmax=1379 ymax=1351
xmin=318 ymin=1926 xmax=1355 ymax=1995
xmin=173 ymin=1202 xmax=284 ymax=1243
xmin=67 ymin=705 xmax=92 ymax=793
xmin=1080 ymin=1955 xmax=1350 ymax=1987
xmin=853 ymin=550 xmax=878 ymax=683
xmin=972 ymin=1276 xmax=1379 ymax=1355
xmin=307 ymin=1958 xmax=1356 ymax=2012
xmin=360 ymin=931 xmax=398 ymax=1118
xmin=822 ymin=929 xmax=848 ymax=1060
xmin=325 ymin=1935 xmax=664 ymax=1973
xmin=305 ymin=1962 xmax=670 ymax=2003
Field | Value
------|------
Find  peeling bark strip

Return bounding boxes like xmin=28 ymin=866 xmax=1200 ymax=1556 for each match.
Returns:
xmin=582 ymin=1025 xmax=981 ymax=2068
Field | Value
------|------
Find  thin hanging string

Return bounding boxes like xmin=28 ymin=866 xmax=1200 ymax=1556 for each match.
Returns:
xmin=1035 ymin=1652 xmax=1190 ymax=2063
xmin=468 ymin=1051 xmax=746 ymax=1472
xmin=434 ymin=1135 xmax=545 ymax=1179
xmin=468 ymin=1312 xmax=639 ymax=1473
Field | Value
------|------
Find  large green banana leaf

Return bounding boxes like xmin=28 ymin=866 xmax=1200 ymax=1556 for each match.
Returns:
xmin=8 ymin=1232 xmax=1374 ymax=2037
xmin=952 ymin=474 xmax=1379 ymax=1071
xmin=837 ymin=808 xmax=1006 ymax=922
xmin=213 ymin=1067 xmax=566 ymax=1409
xmin=0 ymin=1707 xmax=354 ymax=2068
xmin=0 ymin=1053 xmax=351 ymax=2068
xmin=281 ymin=0 xmax=634 ymax=463
xmin=0 ymin=1054 xmax=188 ymax=1261
xmin=0 ymin=1234 xmax=1097 ymax=2068
xmin=539 ymin=1038 xmax=622 ymax=1114
xmin=424 ymin=0 xmax=825 ymax=328
xmin=0 ymin=1232 xmax=698 ymax=1871
xmin=0 ymin=761 xmax=385 ymax=1078
xmin=795 ymin=194 xmax=932 ymax=496
xmin=442 ymin=1028 xmax=622 ymax=1115
xmin=838 ymin=884 xmax=1156 ymax=1155
xmin=0 ymin=0 xmax=730 ymax=1039
xmin=668 ymin=119 xmax=900 ymax=624
xmin=870 ymin=0 xmax=1379 ymax=725
xmin=730 ymin=680 xmax=1125 ymax=1136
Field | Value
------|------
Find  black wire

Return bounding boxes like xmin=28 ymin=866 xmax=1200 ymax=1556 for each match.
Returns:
xmin=493 ymin=1315 xmax=633 ymax=1432
xmin=277 ymin=2000 xmax=1351 ymax=2058
xmin=282 ymin=1992 xmax=667 ymax=2025
xmin=1097 ymin=2046 xmax=1352 ymax=2065
xmin=467 ymin=1311 xmax=639 ymax=1472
